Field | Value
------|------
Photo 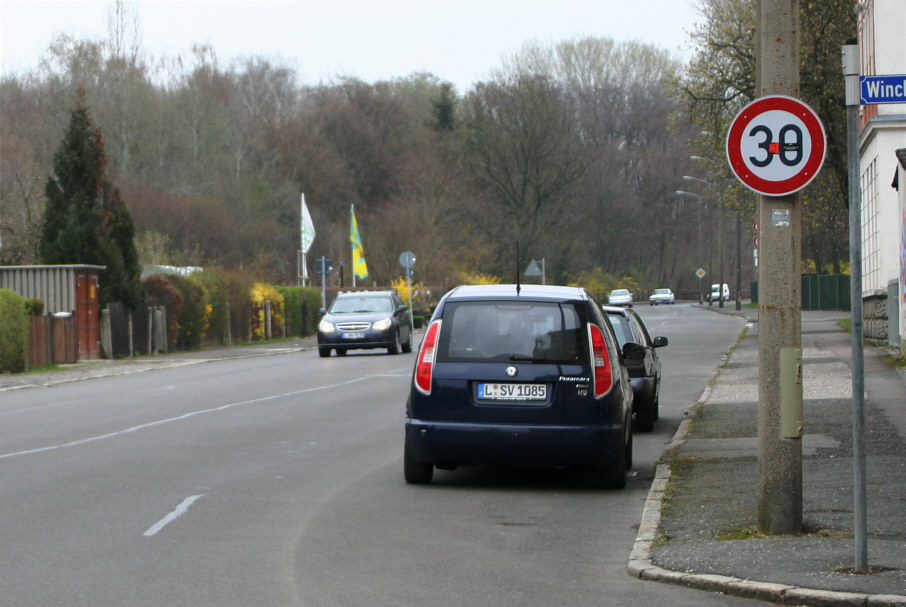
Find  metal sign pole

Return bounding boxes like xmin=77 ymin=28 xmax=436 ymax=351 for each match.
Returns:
xmin=843 ymin=41 xmax=868 ymax=573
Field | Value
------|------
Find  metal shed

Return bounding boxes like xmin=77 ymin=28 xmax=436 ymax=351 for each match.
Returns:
xmin=0 ymin=265 xmax=105 ymax=360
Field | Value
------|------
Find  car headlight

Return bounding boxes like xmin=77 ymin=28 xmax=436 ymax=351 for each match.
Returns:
xmin=319 ymin=319 xmax=336 ymax=332
xmin=372 ymin=317 xmax=392 ymax=331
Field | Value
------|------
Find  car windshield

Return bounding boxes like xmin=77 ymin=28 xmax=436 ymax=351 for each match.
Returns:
xmin=438 ymin=301 xmax=586 ymax=364
xmin=329 ymin=296 xmax=393 ymax=314
xmin=611 ymin=290 xmax=629 ymax=296
xmin=654 ymin=289 xmax=669 ymax=295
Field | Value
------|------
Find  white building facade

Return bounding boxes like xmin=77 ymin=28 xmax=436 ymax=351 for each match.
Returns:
xmin=858 ymin=0 xmax=906 ymax=348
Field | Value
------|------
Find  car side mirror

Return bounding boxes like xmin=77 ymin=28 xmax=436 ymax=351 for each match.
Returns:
xmin=622 ymin=342 xmax=646 ymax=360
xmin=397 ymin=304 xmax=408 ymax=314
xmin=653 ymin=336 xmax=668 ymax=348
xmin=319 ymin=307 xmax=327 ymax=315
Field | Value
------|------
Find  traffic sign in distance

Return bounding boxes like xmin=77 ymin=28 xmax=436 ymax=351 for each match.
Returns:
xmin=726 ymin=95 xmax=826 ymax=197
xmin=399 ymin=250 xmax=416 ymax=269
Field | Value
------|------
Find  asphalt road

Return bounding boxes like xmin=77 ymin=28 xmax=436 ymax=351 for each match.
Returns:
xmin=0 ymin=304 xmax=762 ymax=606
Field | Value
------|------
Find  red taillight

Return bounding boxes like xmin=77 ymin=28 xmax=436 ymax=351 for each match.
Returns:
xmin=415 ymin=319 xmax=441 ymax=395
xmin=588 ymin=324 xmax=613 ymax=398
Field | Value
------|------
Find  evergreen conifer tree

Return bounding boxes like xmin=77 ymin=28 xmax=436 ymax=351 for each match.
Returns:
xmin=40 ymin=86 xmax=142 ymax=307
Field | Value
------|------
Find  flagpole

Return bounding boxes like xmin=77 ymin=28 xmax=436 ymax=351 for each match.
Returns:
xmin=301 ymin=196 xmax=306 ymax=287
xmin=300 ymin=193 xmax=315 ymax=288
xmin=351 ymin=204 xmax=356 ymax=288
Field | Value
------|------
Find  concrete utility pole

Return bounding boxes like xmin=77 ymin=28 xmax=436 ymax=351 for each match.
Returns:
xmin=755 ymin=0 xmax=803 ymax=535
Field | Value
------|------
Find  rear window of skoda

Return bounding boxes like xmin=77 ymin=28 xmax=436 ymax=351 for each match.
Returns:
xmin=437 ymin=301 xmax=588 ymax=364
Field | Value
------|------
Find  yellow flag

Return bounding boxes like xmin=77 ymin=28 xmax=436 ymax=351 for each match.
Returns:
xmin=350 ymin=205 xmax=369 ymax=279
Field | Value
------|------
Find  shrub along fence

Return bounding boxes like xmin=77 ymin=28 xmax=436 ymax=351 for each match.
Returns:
xmin=5 ymin=267 xmax=431 ymax=369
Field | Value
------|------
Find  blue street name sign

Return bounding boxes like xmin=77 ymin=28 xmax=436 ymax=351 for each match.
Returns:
xmin=860 ymin=75 xmax=906 ymax=105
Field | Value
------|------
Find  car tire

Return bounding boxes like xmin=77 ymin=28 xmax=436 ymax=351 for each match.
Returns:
xmin=335 ymin=348 xmax=347 ymax=356
xmin=636 ymin=402 xmax=655 ymax=432
xmin=625 ymin=428 xmax=633 ymax=470
xmin=404 ymin=443 xmax=433 ymax=484
xmin=388 ymin=330 xmax=401 ymax=355
xmin=401 ymin=327 xmax=413 ymax=353
xmin=318 ymin=347 xmax=330 ymax=358
xmin=599 ymin=439 xmax=627 ymax=489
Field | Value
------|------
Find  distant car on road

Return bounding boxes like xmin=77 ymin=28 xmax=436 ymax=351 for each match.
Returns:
xmin=608 ymin=289 xmax=633 ymax=307
xmin=603 ymin=305 xmax=668 ymax=432
xmin=404 ymin=284 xmax=638 ymax=488
xmin=318 ymin=290 xmax=413 ymax=357
xmin=649 ymin=288 xmax=675 ymax=305
xmin=710 ymin=283 xmax=730 ymax=303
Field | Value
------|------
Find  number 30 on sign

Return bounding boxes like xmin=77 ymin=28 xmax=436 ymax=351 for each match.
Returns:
xmin=725 ymin=95 xmax=826 ymax=197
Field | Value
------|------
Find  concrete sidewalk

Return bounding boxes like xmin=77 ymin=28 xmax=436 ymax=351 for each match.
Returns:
xmin=629 ymin=308 xmax=906 ymax=606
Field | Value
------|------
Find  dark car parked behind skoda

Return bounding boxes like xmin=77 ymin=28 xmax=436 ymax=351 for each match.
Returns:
xmin=318 ymin=290 xmax=413 ymax=357
xmin=404 ymin=284 xmax=641 ymax=488
xmin=603 ymin=305 xmax=668 ymax=432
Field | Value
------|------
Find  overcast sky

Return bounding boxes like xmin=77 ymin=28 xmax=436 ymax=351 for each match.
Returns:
xmin=1 ymin=0 xmax=703 ymax=92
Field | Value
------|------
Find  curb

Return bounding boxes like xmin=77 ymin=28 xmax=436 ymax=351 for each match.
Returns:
xmin=626 ymin=327 xmax=906 ymax=607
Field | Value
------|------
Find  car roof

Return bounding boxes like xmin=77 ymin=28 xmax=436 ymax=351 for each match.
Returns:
xmin=335 ymin=290 xmax=395 ymax=298
xmin=601 ymin=304 xmax=630 ymax=317
xmin=443 ymin=284 xmax=590 ymax=303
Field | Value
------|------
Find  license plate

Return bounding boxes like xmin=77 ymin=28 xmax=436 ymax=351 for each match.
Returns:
xmin=477 ymin=383 xmax=547 ymax=401
xmin=342 ymin=332 xmax=365 ymax=339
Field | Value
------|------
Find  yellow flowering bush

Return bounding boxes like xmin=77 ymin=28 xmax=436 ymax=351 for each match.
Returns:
xmin=457 ymin=271 xmax=502 ymax=285
xmin=568 ymin=268 xmax=641 ymax=302
xmin=249 ymin=283 xmax=285 ymax=340
xmin=392 ymin=277 xmax=434 ymax=313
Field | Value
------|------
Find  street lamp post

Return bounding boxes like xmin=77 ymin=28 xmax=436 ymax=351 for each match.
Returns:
xmin=676 ymin=189 xmax=705 ymax=303
xmin=690 ymin=156 xmax=744 ymax=309
xmin=683 ymin=175 xmax=721 ymax=306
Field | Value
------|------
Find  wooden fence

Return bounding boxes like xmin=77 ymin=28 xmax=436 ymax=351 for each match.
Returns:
xmin=28 ymin=315 xmax=77 ymax=368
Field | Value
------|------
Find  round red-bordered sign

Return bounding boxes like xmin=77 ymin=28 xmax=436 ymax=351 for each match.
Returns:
xmin=726 ymin=95 xmax=826 ymax=197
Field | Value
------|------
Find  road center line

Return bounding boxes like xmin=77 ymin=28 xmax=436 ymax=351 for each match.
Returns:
xmin=143 ymin=494 xmax=204 ymax=537
xmin=0 ymin=375 xmax=385 ymax=460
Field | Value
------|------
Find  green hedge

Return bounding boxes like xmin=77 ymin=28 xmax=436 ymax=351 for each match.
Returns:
xmin=168 ymin=274 xmax=212 ymax=349
xmin=139 ymin=269 xmax=323 ymax=349
xmin=25 ymin=298 xmax=44 ymax=316
xmin=0 ymin=288 xmax=28 ymax=373
xmin=276 ymin=286 xmax=322 ymax=337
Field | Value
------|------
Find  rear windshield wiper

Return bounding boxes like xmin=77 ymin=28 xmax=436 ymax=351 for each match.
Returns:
xmin=508 ymin=354 xmax=536 ymax=362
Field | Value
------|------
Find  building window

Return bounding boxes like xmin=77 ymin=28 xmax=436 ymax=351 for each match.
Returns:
xmin=861 ymin=157 xmax=880 ymax=293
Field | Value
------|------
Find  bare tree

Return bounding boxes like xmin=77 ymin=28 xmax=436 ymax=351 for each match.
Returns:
xmin=461 ymin=74 xmax=586 ymax=278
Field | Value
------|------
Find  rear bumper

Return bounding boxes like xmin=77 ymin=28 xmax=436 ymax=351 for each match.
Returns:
xmin=405 ymin=419 xmax=625 ymax=469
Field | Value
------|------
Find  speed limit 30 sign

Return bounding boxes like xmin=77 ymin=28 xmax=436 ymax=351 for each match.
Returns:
xmin=726 ymin=95 xmax=826 ymax=197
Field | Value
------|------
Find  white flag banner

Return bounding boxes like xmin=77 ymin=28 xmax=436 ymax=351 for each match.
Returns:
xmin=300 ymin=194 xmax=315 ymax=253
xmin=300 ymin=194 xmax=316 ymax=282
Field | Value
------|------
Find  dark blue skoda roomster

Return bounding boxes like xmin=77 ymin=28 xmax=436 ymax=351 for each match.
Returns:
xmin=404 ymin=284 xmax=638 ymax=488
